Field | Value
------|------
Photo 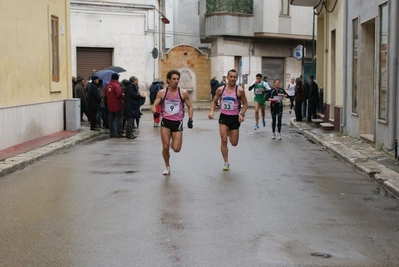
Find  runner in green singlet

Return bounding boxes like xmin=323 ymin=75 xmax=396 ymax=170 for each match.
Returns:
xmin=248 ymin=73 xmax=271 ymax=130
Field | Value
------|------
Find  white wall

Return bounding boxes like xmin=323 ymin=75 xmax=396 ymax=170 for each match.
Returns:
xmin=285 ymin=57 xmax=302 ymax=85
xmin=0 ymin=101 xmax=64 ymax=150
xmin=254 ymin=0 xmax=314 ymax=36
xmin=70 ymin=1 xmax=159 ymax=97
xmin=165 ymin=0 xmax=201 ymax=48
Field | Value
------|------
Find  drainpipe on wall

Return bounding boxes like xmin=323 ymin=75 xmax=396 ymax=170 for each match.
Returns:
xmin=248 ymin=41 xmax=252 ymax=78
xmin=389 ymin=0 xmax=398 ymax=150
xmin=312 ymin=8 xmax=316 ymax=71
xmin=341 ymin=0 xmax=348 ymax=131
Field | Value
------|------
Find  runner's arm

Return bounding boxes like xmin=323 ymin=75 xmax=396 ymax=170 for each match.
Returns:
xmin=280 ymin=89 xmax=289 ymax=98
xmin=209 ymin=87 xmax=222 ymax=119
xmin=182 ymin=89 xmax=193 ymax=120
xmin=248 ymin=82 xmax=256 ymax=91
xmin=151 ymin=89 xmax=164 ymax=114
xmin=238 ymin=87 xmax=248 ymax=117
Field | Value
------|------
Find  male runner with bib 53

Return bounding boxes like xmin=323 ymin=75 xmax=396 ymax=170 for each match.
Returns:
xmin=152 ymin=70 xmax=194 ymax=175
xmin=208 ymin=69 xmax=248 ymax=171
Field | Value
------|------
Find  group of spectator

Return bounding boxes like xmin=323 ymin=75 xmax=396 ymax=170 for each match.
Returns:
xmin=292 ymin=74 xmax=320 ymax=123
xmin=72 ymin=74 xmax=146 ymax=139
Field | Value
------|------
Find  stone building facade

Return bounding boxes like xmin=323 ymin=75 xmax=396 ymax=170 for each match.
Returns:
xmin=159 ymin=45 xmax=211 ymax=101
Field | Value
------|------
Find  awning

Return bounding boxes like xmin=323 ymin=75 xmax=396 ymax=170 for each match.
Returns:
xmin=290 ymin=0 xmax=321 ymax=7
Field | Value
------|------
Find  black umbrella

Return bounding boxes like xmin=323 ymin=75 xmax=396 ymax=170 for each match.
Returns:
xmin=104 ymin=66 xmax=126 ymax=73
xmin=92 ymin=69 xmax=117 ymax=81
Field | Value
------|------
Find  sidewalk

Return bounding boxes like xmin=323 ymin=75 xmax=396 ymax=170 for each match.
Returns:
xmin=290 ymin=119 xmax=399 ymax=198
xmin=0 ymin=127 xmax=103 ymax=177
xmin=0 ymin=102 xmax=398 ymax=198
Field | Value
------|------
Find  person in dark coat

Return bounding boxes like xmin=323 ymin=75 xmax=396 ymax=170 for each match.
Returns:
xmin=301 ymin=75 xmax=310 ymax=117
xmin=123 ymin=76 xmax=146 ymax=139
xmin=210 ymin=75 xmax=219 ymax=105
xmin=307 ymin=75 xmax=319 ymax=122
xmin=74 ymin=76 xmax=88 ymax=122
xmin=294 ymin=77 xmax=305 ymax=122
xmin=267 ymin=79 xmax=289 ymax=140
xmin=87 ymin=75 xmax=102 ymax=131
xmin=149 ymin=80 xmax=164 ymax=126
xmin=72 ymin=76 xmax=77 ymax=98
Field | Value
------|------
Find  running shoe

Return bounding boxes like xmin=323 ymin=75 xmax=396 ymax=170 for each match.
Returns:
xmin=262 ymin=120 xmax=266 ymax=127
xmin=272 ymin=132 xmax=276 ymax=139
xmin=162 ymin=167 xmax=171 ymax=176
xmin=254 ymin=124 xmax=259 ymax=130
xmin=277 ymin=133 xmax=282 ymax=140
xmin=222 ymin=162 xmax=230 ymax=171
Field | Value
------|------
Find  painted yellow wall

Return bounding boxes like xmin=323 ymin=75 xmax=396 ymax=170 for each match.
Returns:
xmin=318 ymin=0 xmax=344 ymax=108
xmin=327 ymin=0 xmax=344 ymax=108
xmin=0 ymin=0 xmax=71 ymax=107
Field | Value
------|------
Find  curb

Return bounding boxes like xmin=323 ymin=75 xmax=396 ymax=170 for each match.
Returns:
xmin=0 ymin=130 xmax=104 ymax=178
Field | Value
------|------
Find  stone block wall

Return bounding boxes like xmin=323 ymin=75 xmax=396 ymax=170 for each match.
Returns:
xmin=159 ymin=45 xmax=211 ymax=101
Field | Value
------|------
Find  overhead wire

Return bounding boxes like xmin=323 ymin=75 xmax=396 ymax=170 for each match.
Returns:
xmin=314 ymin=0 xmax=338 ymax=15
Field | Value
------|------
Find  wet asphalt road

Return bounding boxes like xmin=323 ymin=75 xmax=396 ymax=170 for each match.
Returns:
xmin=0 ymin=110 xmax=398 ymax=267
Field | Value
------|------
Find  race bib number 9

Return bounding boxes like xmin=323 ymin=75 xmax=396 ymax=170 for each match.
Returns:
xmin=165 ymin=100 xmax=180 ymax=114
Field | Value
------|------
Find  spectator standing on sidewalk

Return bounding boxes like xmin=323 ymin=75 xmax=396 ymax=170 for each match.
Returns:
xmin=74 ymin=76 xmax=88 ymax=122
xmin=123 ymin=76 xmax=145 ymax=139
xmin=72 ymin=76 xmax=77 ymax=98
xmin=263 ymin=76 xmax=272 ymax=90
xmin=87 ymin=75 xmax=101 ymax=131
xmin=219 ymin=75 xmax=227 ymax=87
xmin=294 ymin=77 xmax=305 ymax=122
xmin=105 ymin=73 xmax=124 ymax=138
xmin=210 ymin=75 xmax=219 ymax=106
xmin=307 ymin=75 xmax=319 ymax=123
xmin=149 ymin=80 xmax=164 ymax=127
xmin=133 ymin=76 xmax=146 ymax=129
xmin=286 ymin=77 xmax=296 ymax=114
xmin=301 ymin=75 xmax=309 ymax=117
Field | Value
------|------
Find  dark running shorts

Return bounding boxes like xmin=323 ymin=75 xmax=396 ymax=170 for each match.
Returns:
xmin=219 ymin=113 xmax=240 ymax=130
xmin=161 ymin=118 xmax=183 ymax=132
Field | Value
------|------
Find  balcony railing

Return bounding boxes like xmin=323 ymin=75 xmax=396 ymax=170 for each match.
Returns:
xmin=206 ymin=0 xmax=253 ymax=15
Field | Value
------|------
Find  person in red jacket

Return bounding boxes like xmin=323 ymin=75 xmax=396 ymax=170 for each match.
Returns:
xmin=105 ymin=73 xmax=124 ymax=137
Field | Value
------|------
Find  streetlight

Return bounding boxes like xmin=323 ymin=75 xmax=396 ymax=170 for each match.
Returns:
xmin=161 ymin=17 xmax=170 ymax=24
